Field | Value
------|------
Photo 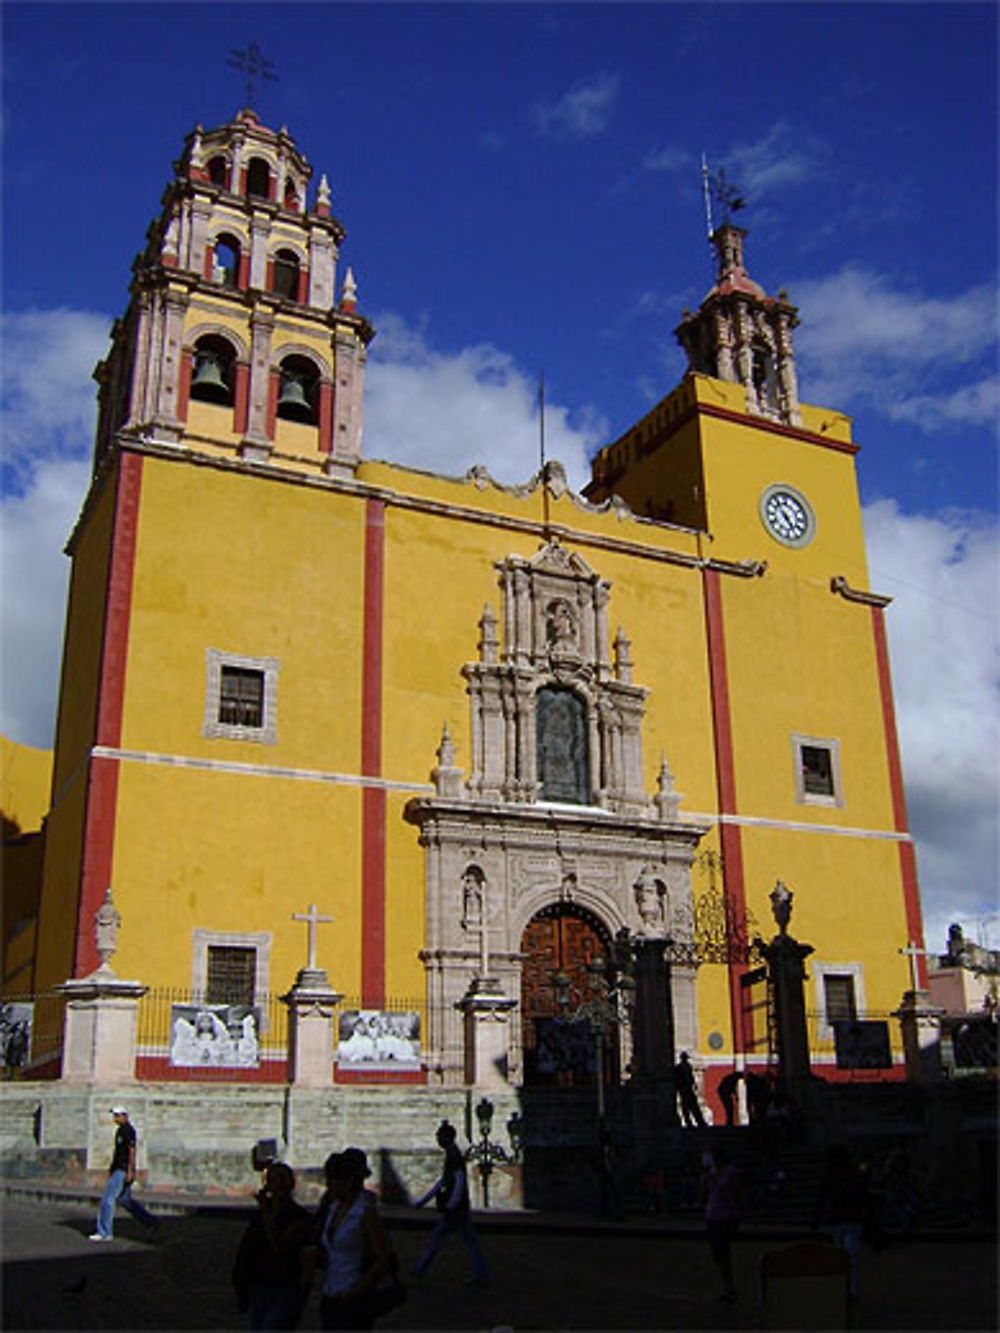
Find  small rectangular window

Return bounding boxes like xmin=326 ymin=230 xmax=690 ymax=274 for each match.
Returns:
xmin=219 ymin=666 xmax=264 ymax=729
xmin=824 ymin=973 xmax=857 ymax=1025
xmin=801 ymin=744 xmax=834 ymax=797
xmin=792 ymin=734 xmax=842 ymax=807
xmin=206 ymin=945 xmax=256 ymax=1007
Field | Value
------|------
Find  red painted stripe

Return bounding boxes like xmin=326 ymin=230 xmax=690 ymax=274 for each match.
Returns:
xmin=266 ymin=369 xmax=279 ymax=439
xmin=361 ymin=500 xmax=386 ymax=1005
xmin=203 ymin=243 xmax=215 ymax=282
xmin=234 ymin=362 xmax=249 ymax=435
xmin=74 ymin=452 xmax=143 ymax=976
xmin=297 ymin=267 xmax=309 ymax=305
xmin=178 ymin=350 xmax=192 ymax=423
xmin=871 ymin=606 xmax=927 ymax=985
xmin=703 ymin=568 xmax=749 ymax=1051
xmin=318 ymin=381 xmax=333 ymax=453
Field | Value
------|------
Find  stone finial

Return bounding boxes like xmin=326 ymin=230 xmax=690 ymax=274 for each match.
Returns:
xmin=316 ymin=172 xmax=331 ymax=216
xmin=613 ymin=627 xmax=633 ymax=683
xmin=770 ymin=879 xmax=793 ymax=934
xmin=432 ymin=722 xmax=464 ymax=798
xmin=340 ymin=266 xmax=358 ymax=311
xmin=654 ymin=756 xmax=681 ymax=821
xmin=94 ymin=887 xmax=121 ymax=971
xmin=479 ymin=605 xmax=499 ymax=665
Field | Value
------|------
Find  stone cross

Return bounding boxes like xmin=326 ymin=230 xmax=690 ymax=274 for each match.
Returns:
xmin=899 ymin=940 xmax=933 ymax=992
xmin=293 ymin=904 xmax=333 ymax=972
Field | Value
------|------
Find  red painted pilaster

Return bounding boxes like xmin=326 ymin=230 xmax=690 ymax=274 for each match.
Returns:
xmin=237 ymin=253 xmax=250 ymax=290
xmin=703 ymin=568 xmax=749 ymax=1050
xmin=317 ymin=382 xmax=333 ymax=454
xmin=266 ymin=369 xmax=279 ymax=439
xmin=178 ymin=350 xmax=192 ymax=423
xmin=74 ymin=452 xmax=143 ymax=977
xmin=361 ymin=500 xmax=386 ymax=1006
xmin=297 ymin=268 xmax=309 ymax=305
xmin=872 ymin=606 xmax=927 ymax=984
xmin=234 ymin=362 xmax=250 ymax=435
xmin=265 ymin=258 xmax=274 ymax=293
xmin=203 ymin=242 xmax=215 ymax=282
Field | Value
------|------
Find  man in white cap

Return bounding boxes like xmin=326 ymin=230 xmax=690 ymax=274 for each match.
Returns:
xmin=89 ymin=1107 xmax=158 ymax=1240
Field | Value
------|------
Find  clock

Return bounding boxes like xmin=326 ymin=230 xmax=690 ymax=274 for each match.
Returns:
xmin=759 ymin=483 xmax=815 ymax=548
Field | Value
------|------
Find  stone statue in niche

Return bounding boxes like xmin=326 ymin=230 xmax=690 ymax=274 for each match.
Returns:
xmin=634 ymin=866 xmax=666 ymax=936
xmin=462 ymin=865 xmax=486 ymax=930
xmin=536 ymin=687 xmax=589 ymax=804
xmin=545 ymin=598 xmax=577 ymax=652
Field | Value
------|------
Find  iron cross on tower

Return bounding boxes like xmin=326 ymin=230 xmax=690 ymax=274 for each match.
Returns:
xmin=227 ymin=42 xmax=278 ymax=110
xmin=293 ymin=904 xmax=333 ymax=973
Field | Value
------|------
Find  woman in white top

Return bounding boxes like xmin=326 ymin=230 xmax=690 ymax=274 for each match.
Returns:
xmin=317 ymin=1151 xmax=392 ymax=1331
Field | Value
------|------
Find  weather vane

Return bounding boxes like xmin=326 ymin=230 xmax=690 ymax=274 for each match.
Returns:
xmin=227 ymin=42 xmax=278 ymax=111
xmin=701 ymin=154 xmax=746 ymax=240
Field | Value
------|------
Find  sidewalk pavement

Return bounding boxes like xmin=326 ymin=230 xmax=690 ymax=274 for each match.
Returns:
xmin=2 ymin=1189 xmax=997 ymax=1330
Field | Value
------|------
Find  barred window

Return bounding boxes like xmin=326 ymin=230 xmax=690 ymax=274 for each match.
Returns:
xmin=219 ymin=666 xmax=264 ymax=729
xmin=792 ymin=734 xmax=842 ymax=807
xmin=206 ymin=945 xmax=256 ymax=1006
xmin=824 ymin=973 xmax=857 ymax=1025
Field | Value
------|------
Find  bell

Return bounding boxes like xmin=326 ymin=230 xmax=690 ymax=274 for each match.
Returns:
xmin=190 ymin=351 xmax=229 ymax=403
xmin=277 ymin=374 xmax=312 ymax=421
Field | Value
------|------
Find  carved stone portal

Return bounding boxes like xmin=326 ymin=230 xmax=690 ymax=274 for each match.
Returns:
xmin=405 ymin=540 xmax=708 ymax=1086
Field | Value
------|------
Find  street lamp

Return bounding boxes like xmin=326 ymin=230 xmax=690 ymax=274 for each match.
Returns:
xmin=464 ymin=1096 xmax=514 ymax=1209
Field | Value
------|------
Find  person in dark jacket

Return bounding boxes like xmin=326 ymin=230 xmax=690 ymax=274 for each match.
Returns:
xmin=410 ymin=1121 xmax=487 ymax=1286
xmin=813 ymin=1144 xmax=869 ymax=1301
xmin=232 ymin=1161 xmax=311 ymax=1329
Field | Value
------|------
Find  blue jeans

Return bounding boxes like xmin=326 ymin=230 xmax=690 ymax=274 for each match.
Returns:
xmin=96 ymin=1168 xmax=157 ymax=1237
xmin=247 ymin=1282 xmax=305 ymax=1330
xmin=412 ymin=1211 xmax=487 ymax=1281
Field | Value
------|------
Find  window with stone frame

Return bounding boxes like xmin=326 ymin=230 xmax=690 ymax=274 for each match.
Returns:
xmin=536 ymin=686 xmax=590 ymax=804
xmin=205 ymin=945 xmax=256 ymax=1006
xmin=203 ymin=649 xmax=279 ymax=743
xmin=792 ymin=734 xmax=842 ymax=807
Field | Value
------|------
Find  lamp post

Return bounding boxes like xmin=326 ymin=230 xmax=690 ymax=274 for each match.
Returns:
xmin=464 ymin=1096 xmax=516 ymax=1209
xmin=553 ymin=927 xmax=636 ymax=1217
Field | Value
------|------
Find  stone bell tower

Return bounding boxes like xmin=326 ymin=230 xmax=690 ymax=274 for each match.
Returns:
xmin=91 ymin=108 xmax=374 ymax=477
xmin=674 ymin=224 xmax=802 ymax=427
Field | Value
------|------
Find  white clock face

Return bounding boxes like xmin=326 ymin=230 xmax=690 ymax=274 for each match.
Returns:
xmin=759 ymin=484 xmax=815 ymax=547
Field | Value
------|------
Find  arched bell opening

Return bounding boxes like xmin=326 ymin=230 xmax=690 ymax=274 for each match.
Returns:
xmin=212 ymin=234 xmax=241 ymax=289
xmin=246 ymin=156 xmax=272 ymax=200
xmin=520 ymin=902 xmax=618 ymax=1088
xmin=271 ymin=248 xmax=301 ymax=301
xmin=190 ymin=335 xmax=236 ymax=406
xmin=207 ymin=155 xmax=229 ymax=189
xmin=276 ymin=354 xmax=318 ymax=424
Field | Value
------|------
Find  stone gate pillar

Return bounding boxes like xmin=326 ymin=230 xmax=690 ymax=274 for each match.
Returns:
xmin=759 ymin=882 xmax=814 ymax=1093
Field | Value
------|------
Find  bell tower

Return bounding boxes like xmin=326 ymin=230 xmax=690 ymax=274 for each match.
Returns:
xmin=92 ymin=109 xmax=374 ymax=478
xmin=675 ymin=224 xmax=801 ymax=427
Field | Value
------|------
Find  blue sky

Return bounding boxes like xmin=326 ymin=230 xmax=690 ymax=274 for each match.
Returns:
xmin=1 ymin=2 xmax=997 ymax=952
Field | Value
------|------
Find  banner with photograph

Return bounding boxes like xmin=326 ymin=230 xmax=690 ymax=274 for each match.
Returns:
xmin=337 ymin=1010 xmax=421 ymax=1069
xmin=0 ymin=1002 xmax=33 ymax=1069
xmin=169 ymin=1004 xmax=260 ymax=1068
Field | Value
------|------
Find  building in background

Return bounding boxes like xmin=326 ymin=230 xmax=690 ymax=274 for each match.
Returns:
xmin=8 ymin=109 xmax=925 ymax=1097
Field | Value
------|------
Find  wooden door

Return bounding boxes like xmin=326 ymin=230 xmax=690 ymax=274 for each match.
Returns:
xmin=520 ymin=905 xmax=616 ymax=1086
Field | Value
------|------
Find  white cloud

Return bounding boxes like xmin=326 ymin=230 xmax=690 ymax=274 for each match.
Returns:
xmin=864 ymin=499 xmax=1000 ymax=952
xmin=0 ymin=309 xmax=110 ymax=486
xmin=533 ymin=72 xmax=620 ymax=139
xmin=794 ymin=267 xmax=999 ymax=429
xmin=644 ymin=144 xmax=694 ymax=174
xmin=365 ymin=313 xmax=603 ymax=492
xmin=0 ymin=455 xmax=89 ymax=748
xmin=723 ymin=121 xmax=825 ymax=196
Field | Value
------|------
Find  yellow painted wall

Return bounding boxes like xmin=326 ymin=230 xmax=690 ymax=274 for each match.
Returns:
xmin=1 ymin=736 xmax=52 ymax=834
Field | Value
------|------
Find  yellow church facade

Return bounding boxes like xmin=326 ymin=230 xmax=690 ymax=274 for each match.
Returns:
xmin=24 ymin=110 xmax=924 ymax=1107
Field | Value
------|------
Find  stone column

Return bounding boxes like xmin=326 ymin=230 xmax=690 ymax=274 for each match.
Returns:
xmin=759 ymin=882 xmax=814 ymax=1094
xmin=458 ymin=978 xmax=517 ymax=1089
xmin=56 ymin=971 xmax=148 ymax=1085
xmin=895 ymin=990 xmax=945 ymax=1085
xmin=282 ymin=968 xmax=342 ymax=1088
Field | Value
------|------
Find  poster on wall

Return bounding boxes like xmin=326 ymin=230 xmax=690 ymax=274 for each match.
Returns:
xmin=169 ymin=1004 xmax=260 ymax=1068
xmin=0 ymin=1002 xmax=33 ymax=1070
xmin=337 ymin=1010 xmax=421 ymax=1069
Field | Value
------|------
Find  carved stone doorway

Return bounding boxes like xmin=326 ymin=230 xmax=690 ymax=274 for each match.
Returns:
xmin=520 ymin=903 xmax=618 ymax=1088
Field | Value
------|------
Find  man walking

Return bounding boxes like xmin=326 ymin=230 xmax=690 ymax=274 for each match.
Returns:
xmin=675 ymin=1051 xmax=707 ymax=1127
xmin=90 ymin=1106 xmax=157 ymax=1240
xmin=410 ymin=1121 xmax=488 ymax=1287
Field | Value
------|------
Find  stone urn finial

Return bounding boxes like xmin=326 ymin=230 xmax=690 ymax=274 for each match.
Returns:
xmin=94 ymin=887 xmax=121 ymax=971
